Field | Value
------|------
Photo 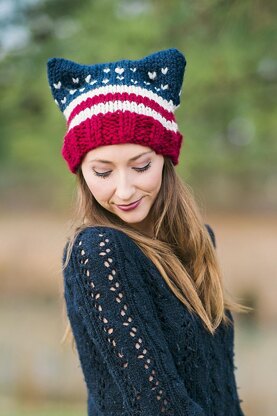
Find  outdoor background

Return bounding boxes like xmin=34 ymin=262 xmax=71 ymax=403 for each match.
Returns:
xmin=0 ymin=0 xmax=276 ymax=415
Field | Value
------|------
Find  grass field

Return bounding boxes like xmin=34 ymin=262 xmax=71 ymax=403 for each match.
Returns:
xmin=1 ymin=401 xmax=85 ymax=416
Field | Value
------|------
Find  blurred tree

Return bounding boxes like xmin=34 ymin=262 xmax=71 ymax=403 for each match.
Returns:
xmin=0 ymin=0 xmax=276 ymax=211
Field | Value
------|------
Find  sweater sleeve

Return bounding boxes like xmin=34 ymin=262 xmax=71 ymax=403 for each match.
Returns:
xmin=204 ymin=224 xmax=216 ymax=249
xmin=64 ymin=226 xmax=206 ymax=416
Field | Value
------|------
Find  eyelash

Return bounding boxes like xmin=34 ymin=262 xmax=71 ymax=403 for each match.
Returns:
xmin=92 ymin=161 xmax=152 ymax=179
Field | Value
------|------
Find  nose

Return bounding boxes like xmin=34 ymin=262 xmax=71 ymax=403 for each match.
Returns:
xmin=114 ymin=171 xmax=136 ymax=202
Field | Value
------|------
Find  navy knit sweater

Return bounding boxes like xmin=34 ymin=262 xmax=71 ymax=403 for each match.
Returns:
xmin=62 ymin=224 xmax=245 ymax=416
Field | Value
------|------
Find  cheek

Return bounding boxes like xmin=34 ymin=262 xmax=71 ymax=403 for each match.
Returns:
xmin=144 ymin=167 xmax=163 ymax=192
xmin=85 ymin=177 xmax=112 ymax=200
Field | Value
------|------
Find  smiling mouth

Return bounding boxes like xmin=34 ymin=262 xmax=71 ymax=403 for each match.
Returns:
xmin=116 ymin=197 xmax=143 ymax=207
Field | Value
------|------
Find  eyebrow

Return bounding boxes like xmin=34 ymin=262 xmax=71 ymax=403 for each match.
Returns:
xmin=89 ymin=150 xmax=154 ymax=163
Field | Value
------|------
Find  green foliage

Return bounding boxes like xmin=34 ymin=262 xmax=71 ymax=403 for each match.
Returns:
xmin=1 ymin=0 xmax=276 ymax=209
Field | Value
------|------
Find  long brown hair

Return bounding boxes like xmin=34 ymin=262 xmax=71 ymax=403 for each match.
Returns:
xmin=61 ymin=156 xmax=251 ymax=350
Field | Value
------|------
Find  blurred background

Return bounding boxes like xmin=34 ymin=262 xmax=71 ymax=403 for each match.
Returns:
xmin=0 ymin=0 xmax=276 ymax=415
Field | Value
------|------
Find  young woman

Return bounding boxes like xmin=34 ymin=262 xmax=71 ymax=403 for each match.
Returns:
xmin=47 ymin=48 xmax=249 ymax=415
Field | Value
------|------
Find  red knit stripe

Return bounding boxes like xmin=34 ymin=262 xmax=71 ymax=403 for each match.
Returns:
xmin=62 ymin=111 xmax=182 ymax=174
xmin=66 ymin=92 xmax=175 ymax=127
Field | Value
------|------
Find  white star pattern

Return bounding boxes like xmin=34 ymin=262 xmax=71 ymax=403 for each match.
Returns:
xmin=53 ymin=63 xmax=176 ymax=112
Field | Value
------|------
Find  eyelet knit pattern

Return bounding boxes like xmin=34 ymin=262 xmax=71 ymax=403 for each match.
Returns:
xmin=62 ymin=225 xmax=245 ymax=416
xmin=47 ymin=48 xmax=186 ymax=173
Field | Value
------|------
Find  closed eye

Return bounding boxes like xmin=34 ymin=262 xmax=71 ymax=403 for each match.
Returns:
xmin=92 ymin=161 xmax=152 ymax=179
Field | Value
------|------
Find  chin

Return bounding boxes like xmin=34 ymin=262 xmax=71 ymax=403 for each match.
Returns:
xmin=116 ymin=207 xmax=150 ymax=222
xmin=118 ymin=213 xmax=148 ymax=223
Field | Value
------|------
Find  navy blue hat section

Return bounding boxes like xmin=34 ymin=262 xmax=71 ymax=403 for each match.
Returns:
xmin=47 ymin=48 xmax=186 ymax=114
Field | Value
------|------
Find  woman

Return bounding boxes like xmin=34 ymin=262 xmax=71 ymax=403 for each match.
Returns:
xmin=47 ymin=48 xmax=249 ymax=415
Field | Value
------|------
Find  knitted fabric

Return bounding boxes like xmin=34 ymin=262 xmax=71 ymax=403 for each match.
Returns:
xmin=62 ymin=224 xmax=245 ymax=416
xmin=47 ymin=48 xmax=186 ymax=173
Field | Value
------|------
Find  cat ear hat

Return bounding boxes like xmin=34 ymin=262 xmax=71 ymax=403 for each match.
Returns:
xmin=47 ymin=48 xmax=186 ymax=173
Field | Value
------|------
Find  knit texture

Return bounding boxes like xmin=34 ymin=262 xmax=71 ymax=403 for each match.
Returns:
xmin=62 ymin=224 xmax=245 ymax=416
xmin=47 ymin=48 xmax=186 ymax=173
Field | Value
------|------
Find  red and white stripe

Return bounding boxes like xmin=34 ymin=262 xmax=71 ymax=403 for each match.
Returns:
xmin=63 ymin=84 xmax=178 ymax=133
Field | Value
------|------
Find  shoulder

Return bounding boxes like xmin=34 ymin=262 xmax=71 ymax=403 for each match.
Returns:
xmin=64 ymin=226 xmax=148 ymax=293
xmin=74 ymin=225 xmax=135 ymax=249
xmin=204 ymin=223 xmax=216 ymax=249
xmin=70 ymin=226 xmax=140 ymax=266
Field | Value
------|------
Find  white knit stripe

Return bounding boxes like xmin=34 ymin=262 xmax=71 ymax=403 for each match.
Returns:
xmin=63 ymin=84 xmax=175 ymax=120
xmin=67 ymin=100 xmax=178 ymax=133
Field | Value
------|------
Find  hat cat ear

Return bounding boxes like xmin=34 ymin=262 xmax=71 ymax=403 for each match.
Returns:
xmin=47 ymin=57 xmax=88 ymax=111
xmin=135 ymin=48 xmax=186 ymax=108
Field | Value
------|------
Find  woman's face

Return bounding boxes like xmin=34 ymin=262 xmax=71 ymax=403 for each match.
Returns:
xmin=81 ymin=143 xmax=164 ymax=234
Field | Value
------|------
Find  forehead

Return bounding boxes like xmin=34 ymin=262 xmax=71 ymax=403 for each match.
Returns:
xmin=84 ymin=143 xmax=154 ymax=163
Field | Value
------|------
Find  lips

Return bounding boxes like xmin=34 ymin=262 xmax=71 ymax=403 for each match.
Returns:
xmin=116 ymin=197 xmax=142 ymax=207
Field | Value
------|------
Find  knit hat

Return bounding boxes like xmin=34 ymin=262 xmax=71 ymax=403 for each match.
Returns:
xmin=47 ymin=48 xmax=186 ymax=174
